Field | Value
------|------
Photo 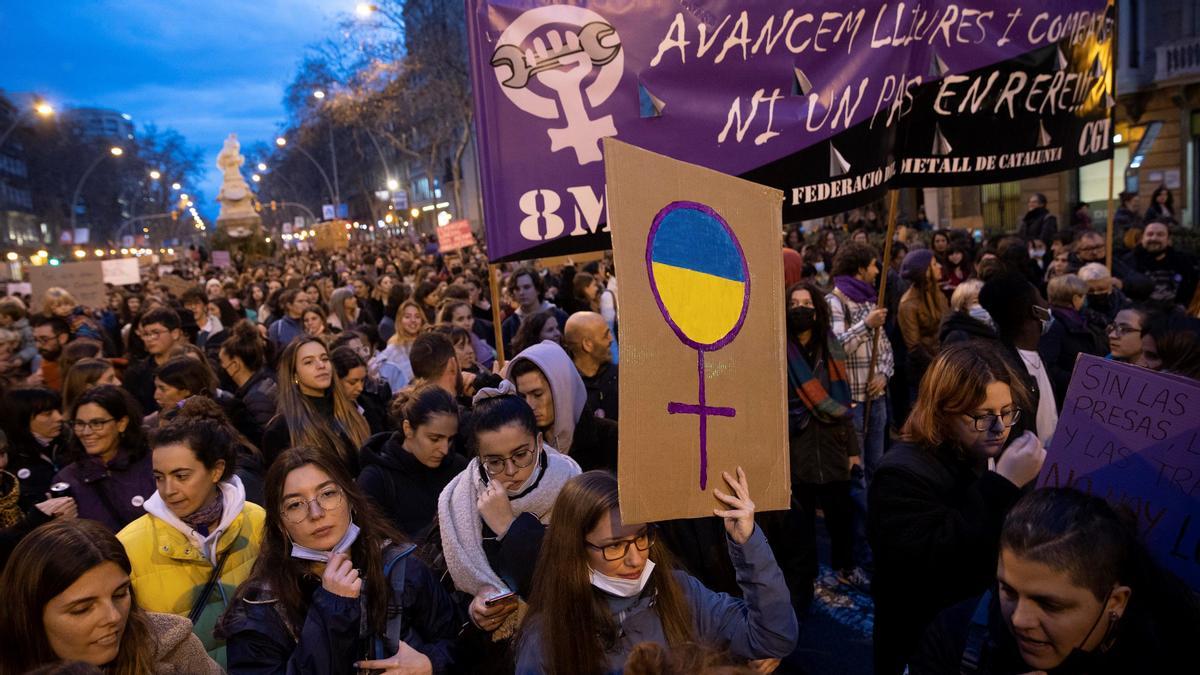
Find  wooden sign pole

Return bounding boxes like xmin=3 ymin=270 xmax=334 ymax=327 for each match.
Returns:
xmin=488 ymin=263 xmax=507 ymax=367
xmin=862 ymin=189 xmax=899 ymax=440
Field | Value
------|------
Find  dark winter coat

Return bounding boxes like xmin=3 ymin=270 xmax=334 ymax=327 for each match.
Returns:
xmin=867 ymin=441 xmax=1023 ymax=675
xmin=938 ymin=312 xmax=997 ymax=347
xmin=1017 ymin=207 xmax=1057 ymax=245
xmin=51 ymin=446 xmax=155 ymax=532
xmin=357 ymin=432 xmax=467 ymax=539
xmin=223 ymin=545 xmax=463 ymax=675
xmin=1039 ymin=307 xmax=1106 ymax=409
xmin=235 ymin=369 xmax=279 ymax=434
xmin=6 ymin=434 xmax=66 ymax=513
xmin=580 ymin=362 xmax=619 ymax=421
xmin=1120 ymin=245 xmax=1198 ymax=309
xmin=567 ymin=407 xmax=619 ymax=473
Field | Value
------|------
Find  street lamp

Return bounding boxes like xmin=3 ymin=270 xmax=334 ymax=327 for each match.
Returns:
xmin=149 ymin=170 xmax=161 ymax=180
xmin=69 ymin=146 xmax=124 ymax=232
xmin=0 ymin=98 xmax=55 ymax=146
xmin=251 ymin=174 xmax=261 ymax=182
xmin=171 ymin=182 xmax=181 ymax=190
xmin=313 ymin=89 xmax=326 ymax=100
xmin=387 ymin=178 xmax=399 ymax=191
xmin=257 ymin=162 xmax=267 ymax=171
xmin=274 ymin=133 xmax=339 ymax=210
xmin=355 ymin=3 xmax=377 ymax=18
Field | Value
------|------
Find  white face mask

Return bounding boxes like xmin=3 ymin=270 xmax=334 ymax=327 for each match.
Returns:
xmin=291 ymin=521 xmax=360 ymax=563
xmin=589 ymin=559 xmax=655 ymax=598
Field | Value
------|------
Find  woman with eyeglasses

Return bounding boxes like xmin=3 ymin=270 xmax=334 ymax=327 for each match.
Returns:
xmin=116 ymin=417 xmax=265 ymax=666
xmin=261 ymin=336 xmax=369 ymax=472
xmin=436 ymin=385 xmax=580 ymax=669
xmin=220 ymin=446 xmax=461 ymax=674
xmin=51 ymin=385 xmax=154 ymax=532
xmin=909 ymin=487 xmax=1200 ymax=675
xmin=868 ymin=343 xmax=1046 ymax=675
xmin=516 ymin=471 xmax=798 ymax=673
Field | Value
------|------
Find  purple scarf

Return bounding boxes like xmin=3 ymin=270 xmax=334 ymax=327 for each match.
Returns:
xmin=833 ymin=276 xmax=877 ymax=304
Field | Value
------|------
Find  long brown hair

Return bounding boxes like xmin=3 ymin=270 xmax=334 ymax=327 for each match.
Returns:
xmin=274 ymin=336 xmax=369 ymax=467
xmin=0 ymin=519 xmax=153 ymax=675
xmin=219 ymin=447 xmax=405 ymax=637
xmin=902 ymin=342 xmax=1031 ymax=451
xmin=521 ymin=471 xmax=693 ymax=673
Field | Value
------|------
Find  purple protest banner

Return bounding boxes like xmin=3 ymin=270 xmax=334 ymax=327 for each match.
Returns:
xmin=466 ymin=0 xmax=1114 ymax=262
xmin=1037 ymin=355 xmax=1200 ymax=592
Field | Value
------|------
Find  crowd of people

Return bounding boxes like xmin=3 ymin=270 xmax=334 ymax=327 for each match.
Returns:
xmin=0 ymin=189 xmax=1197 ymax=674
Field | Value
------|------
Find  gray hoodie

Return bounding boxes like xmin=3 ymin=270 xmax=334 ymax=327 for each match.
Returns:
xmin=505 ymin=340 xmax=586 ymax=454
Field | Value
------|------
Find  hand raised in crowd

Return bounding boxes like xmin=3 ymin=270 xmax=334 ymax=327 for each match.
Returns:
xmin=477 ymin=479 xmax=515 ymax=538
xmin=994 ymin=431 xmax=1046 ymax=488
xmin=321 ymin=552 xmax=362 ymax=599
xmin=865 ymin=307 xmax=888 ymax=329
xmin=34 ymin=496 xmax=77 ymax=519
xmin=354 ymin=640 xmax=433 ymax=675
xmin=469 ymin=585 xmax=518 ymax=632
xmin=713 ymin=466 xmax=756 ymax=546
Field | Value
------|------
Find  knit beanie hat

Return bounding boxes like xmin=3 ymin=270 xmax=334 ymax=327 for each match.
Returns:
xmin=900 ymin=249 xmax=935 ymax=281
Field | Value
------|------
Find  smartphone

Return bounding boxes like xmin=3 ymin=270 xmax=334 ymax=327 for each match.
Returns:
xmin=485 ymin=590 xmax=516 ymax=607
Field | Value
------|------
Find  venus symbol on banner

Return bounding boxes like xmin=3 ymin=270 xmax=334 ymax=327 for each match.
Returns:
xmin=646 ymin=201 xmax=749 ymax=489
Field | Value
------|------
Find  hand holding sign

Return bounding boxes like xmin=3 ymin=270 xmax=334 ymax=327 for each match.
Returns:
xmin=713 ymin=467 xmax=756 ymax=545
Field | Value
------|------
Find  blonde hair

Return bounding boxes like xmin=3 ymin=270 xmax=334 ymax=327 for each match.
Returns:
xmin=949 ymin=279 xmax=984 ymax=312
xmin=1047 ymin=274 xmax=1088 ymax=307
xmin=388 ymin=299 xmax=427 ymax=347
xmin=40 ymin=287 xmax=76 ymax=315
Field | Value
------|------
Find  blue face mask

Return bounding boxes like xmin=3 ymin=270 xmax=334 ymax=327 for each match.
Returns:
xmin=814 ymin=261 xmax=826 ymax=273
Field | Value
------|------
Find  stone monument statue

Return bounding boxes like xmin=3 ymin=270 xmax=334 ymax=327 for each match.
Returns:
xmin=215 ymin=133 xmax=261 ymax=239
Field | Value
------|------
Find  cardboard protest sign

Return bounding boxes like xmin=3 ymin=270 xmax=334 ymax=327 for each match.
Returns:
xmin=467 ymin=0 xmax=1114 ymax=262
xmin=435 ymin=220 xmax=477 ymax=252
xmin=158 ymin=274 xmax=193 ymax=298
xmin=27 ymin=262 xmax=108 ymax=309
xmin=1038 ymin=355 xmax=1200 ymax=591
xmin=101 ymin=258 xmax=141 ymax=286
xmin=312 ymin=221 xmax=349 ymax=251
xmin=605 ymin=138 xmax=788 ymax=522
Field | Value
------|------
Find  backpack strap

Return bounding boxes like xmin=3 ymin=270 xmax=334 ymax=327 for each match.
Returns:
xmin=373 ymin=543 xmax=416 ymax=659
xmin=959 ymin=589 xmax=993 ymax=674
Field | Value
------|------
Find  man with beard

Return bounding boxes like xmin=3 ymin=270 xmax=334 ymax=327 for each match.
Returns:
xmin=1068 ymin=230 xmax=1143 ymax=285
xmin=1120 ymin=221 xmax=1198 ymax=310
xmin=28 ymin=315 xmax=70 ymax=391
xmin=562 ymin=312 xmax=618 ymax=421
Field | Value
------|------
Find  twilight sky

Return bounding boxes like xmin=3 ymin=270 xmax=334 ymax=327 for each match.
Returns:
xmin=0 ymin=0 xmax=345 ymax=218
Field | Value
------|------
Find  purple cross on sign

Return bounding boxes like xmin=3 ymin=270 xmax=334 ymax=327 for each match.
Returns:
xmin=645 ymin=201 xmax=750 ymax=489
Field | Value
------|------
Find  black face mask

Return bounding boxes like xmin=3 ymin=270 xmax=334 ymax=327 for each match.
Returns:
xmin=788 ymin=306 xmax=816 ymax=335
xmin=1087 ymin=293 xmax=1111 ymax=312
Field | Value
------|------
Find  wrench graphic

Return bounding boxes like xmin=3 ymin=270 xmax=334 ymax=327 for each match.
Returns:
xmin=491 ymin=22 xmax=620 ymax=89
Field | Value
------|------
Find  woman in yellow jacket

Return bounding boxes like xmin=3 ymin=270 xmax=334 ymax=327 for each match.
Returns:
xmin=118 ymin=414 xmax=265 ymax=668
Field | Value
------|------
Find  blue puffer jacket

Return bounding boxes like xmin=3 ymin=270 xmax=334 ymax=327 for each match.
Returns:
xmin=223 ymin=545 xmax=464 ymax=675
xmin=515 ymin=526 xmax=798 ymax=673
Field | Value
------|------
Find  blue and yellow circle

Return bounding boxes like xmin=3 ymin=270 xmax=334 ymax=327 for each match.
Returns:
xmin=645 ymin=201 xmax=750 ymax=351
